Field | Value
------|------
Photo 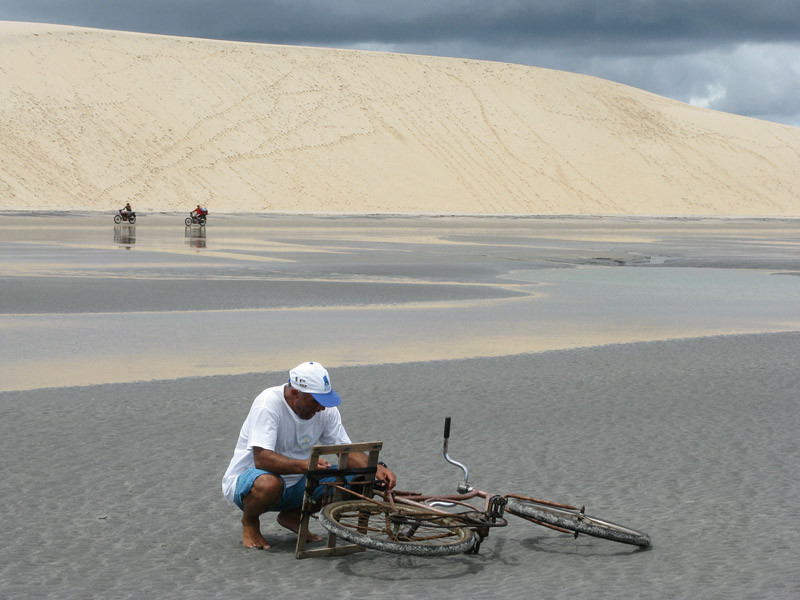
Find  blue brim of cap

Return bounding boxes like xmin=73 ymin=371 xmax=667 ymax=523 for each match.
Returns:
xmin=311 ymin=389 xmax=342 ymax=408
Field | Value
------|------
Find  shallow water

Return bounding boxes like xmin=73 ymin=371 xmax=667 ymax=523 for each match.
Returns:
xmin=1 ymin=213 xmax=799 ymax=391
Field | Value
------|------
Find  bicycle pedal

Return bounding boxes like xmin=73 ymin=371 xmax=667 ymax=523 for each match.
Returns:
xmin=466 ymin=539 xmax=483 ymax=554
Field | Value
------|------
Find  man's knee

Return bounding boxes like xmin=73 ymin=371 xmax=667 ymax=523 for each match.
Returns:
xmin=247 ymin=473 xmax=284 ymax=509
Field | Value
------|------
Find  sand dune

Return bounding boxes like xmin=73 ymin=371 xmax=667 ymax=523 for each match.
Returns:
xmin=1 ymin=20 xmax=799 ymax=216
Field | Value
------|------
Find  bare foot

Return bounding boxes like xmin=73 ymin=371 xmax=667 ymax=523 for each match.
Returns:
xmin=277 ymin=512 xmax=323 ymax=542
xmin=242 ymin=522 xmax=271 ymax=549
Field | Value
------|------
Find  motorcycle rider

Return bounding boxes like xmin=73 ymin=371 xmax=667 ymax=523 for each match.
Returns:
xmin=191 ymin=204 xmax=207 ymax=220
xmin=120 ymin=202 xmax=133 ymax=220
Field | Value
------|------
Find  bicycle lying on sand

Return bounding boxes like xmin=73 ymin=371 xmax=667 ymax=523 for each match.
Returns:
xmin=310 ymin=418 xmax=651 ymax=557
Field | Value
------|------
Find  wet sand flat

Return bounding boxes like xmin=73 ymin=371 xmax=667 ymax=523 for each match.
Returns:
xmin=1 ymin=214 xmax=799 ymax=598
xmin=1 ymin=214 xmax=799 ymax=391
xmin=1 ymin=335 xmax=798 ymax=599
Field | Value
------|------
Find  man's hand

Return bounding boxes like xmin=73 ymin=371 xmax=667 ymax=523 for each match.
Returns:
xmin=376 ymin=464 xmax=397 ymax=490
xmin=315 ymin=458 xmax=332 ymax=470
xmin=341 ymin=452 xmax=397 ymax=489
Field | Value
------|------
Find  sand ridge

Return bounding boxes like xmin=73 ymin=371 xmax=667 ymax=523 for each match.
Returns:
xmin=2 ymin=21 xmax=800 ymax=216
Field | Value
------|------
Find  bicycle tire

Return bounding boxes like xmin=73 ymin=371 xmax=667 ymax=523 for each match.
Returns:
xmin=319 ymin=500 xmax=475 ymax=557
xmin=506 ymin=498 xmax=650 ymax=547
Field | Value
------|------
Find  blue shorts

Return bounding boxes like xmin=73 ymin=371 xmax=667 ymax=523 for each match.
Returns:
xmin=233 ymin=466 xmax=356 ymax=511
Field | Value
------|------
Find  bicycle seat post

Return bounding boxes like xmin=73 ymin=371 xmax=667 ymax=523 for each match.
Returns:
xmin=442 ymin=417 xmax=472 ymax=493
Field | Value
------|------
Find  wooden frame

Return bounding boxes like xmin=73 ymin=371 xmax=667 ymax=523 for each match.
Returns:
xmin=295 ymin=441 xmax=383 ymax=559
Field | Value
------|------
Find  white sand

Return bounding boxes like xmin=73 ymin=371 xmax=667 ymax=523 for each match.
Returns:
xmin=2 ymin=21 xmax=800 ymax=216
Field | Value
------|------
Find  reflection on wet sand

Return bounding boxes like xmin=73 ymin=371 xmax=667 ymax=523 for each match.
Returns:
xmin=185 ymin=225 xmax=206 ymax=248
xmin=113 ymin=224 xmax=135 ymax=247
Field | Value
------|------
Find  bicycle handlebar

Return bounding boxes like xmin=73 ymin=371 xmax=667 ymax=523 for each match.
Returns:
xmin=442 ymin=417 xmax=471 ymax=493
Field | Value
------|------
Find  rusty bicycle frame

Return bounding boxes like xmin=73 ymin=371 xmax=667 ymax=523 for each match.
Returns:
xmin=314 ymin=417 xmax=637 ymax=555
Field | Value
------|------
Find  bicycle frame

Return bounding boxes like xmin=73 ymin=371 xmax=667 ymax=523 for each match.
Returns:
xmin=387 ymin=417 xmax=580 ymax=540
xmin=318 ymin=416 xmax=651 ymax=553
xmin=321 ymin=418 xmax=511 ymax=551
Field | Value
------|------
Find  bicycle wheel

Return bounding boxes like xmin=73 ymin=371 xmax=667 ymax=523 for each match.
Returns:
xmin=506 ymin=498 xmax=650 ymax=547
xmin=319 ymin=500 xmax=475 ymax=557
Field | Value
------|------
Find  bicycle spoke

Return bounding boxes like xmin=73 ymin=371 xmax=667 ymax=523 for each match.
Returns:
xmin=319 ymin=500 xmax=476 ymax=556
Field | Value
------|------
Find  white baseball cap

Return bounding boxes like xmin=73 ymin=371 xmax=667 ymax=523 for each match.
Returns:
xmin=288 ymin=361 xmax=341 ymax=407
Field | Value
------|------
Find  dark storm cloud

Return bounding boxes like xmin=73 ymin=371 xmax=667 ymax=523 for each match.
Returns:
xmin=5 ymin=1 xmax=798 ymax=46
xmin=2 ymin=1 xmax=799 ymax=125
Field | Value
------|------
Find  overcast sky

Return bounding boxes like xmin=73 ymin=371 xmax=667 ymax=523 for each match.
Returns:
xmin=3 ymin=1 xmax=799 ymax=126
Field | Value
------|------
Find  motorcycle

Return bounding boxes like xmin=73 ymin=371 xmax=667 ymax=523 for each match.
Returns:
xmin=114 ymin=210 xmax=136 ymax=224
xmin=185 ymin=209 xmax=208 ymax=226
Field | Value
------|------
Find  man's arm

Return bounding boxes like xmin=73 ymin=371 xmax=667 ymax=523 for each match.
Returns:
xmin=253 ymin=447 xmax=396 ymax=489
xmin=252 ymin=447 xmax=332 ymax=474
xmin=346 ymin=452 xmax=397 ymax=490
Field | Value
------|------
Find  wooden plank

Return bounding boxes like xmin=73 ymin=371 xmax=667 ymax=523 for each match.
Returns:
xmin=295 ymin=441 xmax=383 ymax=559
xmin=309 ymin=441 xmax=383 ymax=455
xmin=296 ymin=544 xmax=365 ymax=559
xmin=294 ymin=450 xmax=322 ymax=556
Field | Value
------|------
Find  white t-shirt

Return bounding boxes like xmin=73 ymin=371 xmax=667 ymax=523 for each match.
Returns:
xmin=221 ymin=384 xmax=351 ymax=505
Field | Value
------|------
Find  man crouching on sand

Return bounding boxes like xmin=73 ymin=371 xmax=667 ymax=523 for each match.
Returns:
xmin=222 ymin=361 xmax=397 ymax=549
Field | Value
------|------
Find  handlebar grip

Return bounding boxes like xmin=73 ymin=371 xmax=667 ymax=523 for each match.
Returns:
xmin=444 ymin=417 xmax=451 ymax=439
